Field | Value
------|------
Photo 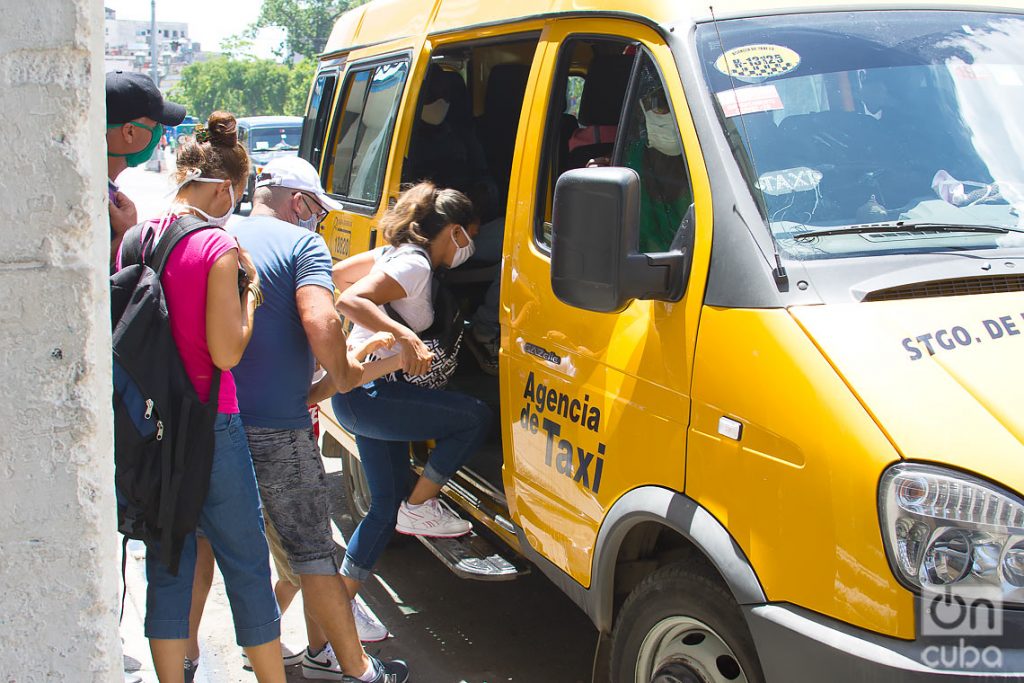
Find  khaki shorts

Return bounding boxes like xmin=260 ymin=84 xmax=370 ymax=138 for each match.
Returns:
xmin=264 ymin=515 xmax=300 ymax=588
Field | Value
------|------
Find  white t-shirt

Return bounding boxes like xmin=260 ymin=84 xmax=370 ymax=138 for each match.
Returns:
xmin=347 ymin=244 xmax=434 ymax=359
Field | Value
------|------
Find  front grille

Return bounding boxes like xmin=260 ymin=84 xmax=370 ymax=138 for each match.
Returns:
xmin=863 ymin=274 xmax=1024 ymax=302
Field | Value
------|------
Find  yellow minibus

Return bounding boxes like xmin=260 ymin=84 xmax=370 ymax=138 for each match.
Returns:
xmin=298 ymin=1 xmax=1024 ymax=680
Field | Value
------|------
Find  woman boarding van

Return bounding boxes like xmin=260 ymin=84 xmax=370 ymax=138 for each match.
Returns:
xmin=300 ymin=1 xmax=1024 ymax=680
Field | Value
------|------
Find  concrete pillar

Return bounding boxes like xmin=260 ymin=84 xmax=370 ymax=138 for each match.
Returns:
xmin=0 ymin=1 xmax=121 ymax=681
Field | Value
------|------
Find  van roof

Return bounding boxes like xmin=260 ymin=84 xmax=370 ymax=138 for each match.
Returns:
xmin=237 ymin=115 xmax=303 ymax=128
xmin=323 ymin=0 xmax=1023 ymax=56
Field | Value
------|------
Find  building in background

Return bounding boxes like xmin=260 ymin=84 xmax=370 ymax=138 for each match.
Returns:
xmin=103 ymin=6 xmax=206 ymax=90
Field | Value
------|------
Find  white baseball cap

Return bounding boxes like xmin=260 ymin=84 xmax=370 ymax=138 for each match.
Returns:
xmin=255 ymin=156 xmax=343 ymax=212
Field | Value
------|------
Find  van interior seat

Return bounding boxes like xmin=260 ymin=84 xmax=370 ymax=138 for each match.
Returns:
xmin=565 ymin=54 xmax=633 ymax=170
xmin=438 ymin=68 xmax=474 ymax=127
xmin=477 ymin=63 xmax=530 ymax=200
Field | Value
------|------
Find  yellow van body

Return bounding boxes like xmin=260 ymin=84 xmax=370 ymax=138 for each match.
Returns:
xmin=301 ymin=1 xmax=1024 ymax=680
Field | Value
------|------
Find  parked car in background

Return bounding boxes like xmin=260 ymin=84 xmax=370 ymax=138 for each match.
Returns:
xmin=237 ymin=116 xmax=303 ymax=207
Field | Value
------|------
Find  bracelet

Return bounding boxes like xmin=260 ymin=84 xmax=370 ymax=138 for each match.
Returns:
xmin=247 ymin=281 xmax=264 ymax=309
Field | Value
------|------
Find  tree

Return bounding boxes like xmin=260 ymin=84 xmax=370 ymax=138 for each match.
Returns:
xmin=170 ymin=57 xmax=315 ymax=121
xmin=253 ymin=0 xmax=369 ymax=60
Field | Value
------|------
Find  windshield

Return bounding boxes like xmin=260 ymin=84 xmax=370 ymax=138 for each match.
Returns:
xmin=697 ymin=11 xmax=1024 ymax=259
xmin=249 ymin=125 xmax=301 ymax=151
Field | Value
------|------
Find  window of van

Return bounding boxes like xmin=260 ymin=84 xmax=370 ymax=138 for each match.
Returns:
xmin=537 ymin=39 xmax=692 ymax=253
xmin=300 ymin=70 xmax=339 ymax=170
xmin=617 ymin=52 xmax=692 ymax=252
xmin=327 ymin=59 xmax=409 ymax=205
xmin=566 ymin=76 xmax=584 ymax=118
xmin=250 ymin=126 xmax=300 ymax=151
xmin=537 ymin=37 xmax=632 ymax=246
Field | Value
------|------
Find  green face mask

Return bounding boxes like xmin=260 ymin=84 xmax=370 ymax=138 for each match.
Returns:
xmin=107 ymin=121 xmax=163 ymax=167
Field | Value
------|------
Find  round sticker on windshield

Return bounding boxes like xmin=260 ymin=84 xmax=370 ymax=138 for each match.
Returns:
xmin=715 ymin=44 xmax=801 ymax=82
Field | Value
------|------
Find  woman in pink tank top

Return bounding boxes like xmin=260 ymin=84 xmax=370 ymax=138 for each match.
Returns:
xmin=119 ymin=112 xmax=287 ymax=683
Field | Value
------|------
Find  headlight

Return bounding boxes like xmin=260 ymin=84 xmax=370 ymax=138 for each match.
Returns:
xmin=880 ymin=463 xmax=1024 ymax=605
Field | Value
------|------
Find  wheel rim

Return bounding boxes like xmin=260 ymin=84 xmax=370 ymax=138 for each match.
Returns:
xmin=344 ymin=450 xmax=373 ymax=519
xmin=635 ymin=616 xmax=749 ymax=683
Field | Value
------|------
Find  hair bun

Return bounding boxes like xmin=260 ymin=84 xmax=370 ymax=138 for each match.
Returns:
xmin=206 ymin=111 xmax=238 ymax=147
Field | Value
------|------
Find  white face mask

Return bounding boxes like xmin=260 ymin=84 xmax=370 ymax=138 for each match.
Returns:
xmin=421 ymin=98 xmax=450 ymax=126
xmin=297 ymin=198 xmax=320 ymax=231
xmin=449 ymin=225 xmax=475 ymax=268
xmin=173 ymin=171 xmax=236 ymax=227
xmin=643 ymin=109 xmax=683 ymax=157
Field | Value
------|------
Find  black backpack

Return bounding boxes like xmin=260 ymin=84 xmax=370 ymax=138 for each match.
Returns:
xmin=111 ymin=215 xmax=221 ymax=575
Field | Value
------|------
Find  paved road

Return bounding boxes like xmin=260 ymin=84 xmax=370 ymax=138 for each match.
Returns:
xmin=123 ymin=459 xmax=598 ymax=683
xmin=118 ymin=163 xmax=599 ymax=683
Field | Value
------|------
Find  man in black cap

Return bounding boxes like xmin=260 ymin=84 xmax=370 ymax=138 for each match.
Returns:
xmin=106 ymin=70 xmax=187 ymax=264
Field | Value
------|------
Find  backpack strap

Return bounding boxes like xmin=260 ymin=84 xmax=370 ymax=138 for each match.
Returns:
xmin=119 ymin=535 xmax=129 ymax=624
xmin=381 ymin=246 xmax=433 ymax=329
xmin=118 ymin=222 xmax=154 ymax=269
xmin=149 ymin=215 xmax=218 ymax=277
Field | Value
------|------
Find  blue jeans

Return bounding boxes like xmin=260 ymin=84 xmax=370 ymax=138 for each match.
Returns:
xmin=144 ymin=413 xmax=280 ymax=647
xmin=331 ymin=381 xmax=492 ymax=581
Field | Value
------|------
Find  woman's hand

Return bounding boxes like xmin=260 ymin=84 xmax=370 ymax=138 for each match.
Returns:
xmin=398 ymin=333 xmax=434 ymax=376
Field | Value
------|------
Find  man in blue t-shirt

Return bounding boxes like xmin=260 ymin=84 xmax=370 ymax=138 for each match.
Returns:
xmin=188 ymin=156 xmax=409 ymax=683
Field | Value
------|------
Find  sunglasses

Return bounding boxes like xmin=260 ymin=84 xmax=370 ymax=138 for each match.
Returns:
xmin=299 ymin=193 xmax=329 ymax=221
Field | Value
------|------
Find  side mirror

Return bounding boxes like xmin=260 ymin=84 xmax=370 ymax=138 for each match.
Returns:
xmin=550 ymin=167 xmax=688 ymax=313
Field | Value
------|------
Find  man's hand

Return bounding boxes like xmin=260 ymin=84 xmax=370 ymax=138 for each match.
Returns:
xmin=109 ymin=191 xmax=138 ymax=238
xmin=349 ymin=331 xmax=396 ymax=361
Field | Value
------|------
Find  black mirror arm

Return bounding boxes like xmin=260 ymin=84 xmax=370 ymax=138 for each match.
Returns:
xmin=623 ymin=251 xmax=688 ymax=302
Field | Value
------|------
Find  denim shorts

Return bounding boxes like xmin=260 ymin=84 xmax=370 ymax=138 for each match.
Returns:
xmin=246 ymin=426 xmax=340 ymax=576
xmin=144 ymin=413 xmax=280 ymax=647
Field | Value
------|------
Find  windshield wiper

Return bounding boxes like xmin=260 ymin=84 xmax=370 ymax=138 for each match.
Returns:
xmin=792 ymin=221 xmax=1024 ymax=240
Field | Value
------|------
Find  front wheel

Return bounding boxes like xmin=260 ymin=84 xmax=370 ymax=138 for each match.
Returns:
xmin=610 ymin=563 xmax=764 ymax=683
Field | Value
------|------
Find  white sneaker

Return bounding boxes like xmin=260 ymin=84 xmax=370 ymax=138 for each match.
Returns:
xmin=242 ymin=642 xmax=304 ymax=670
xmin=395 ymin=497 xmax=472 ymax=538
xmin=352 ymin=598 xmax=389 ymax=643
xmin=302 ymin=643 xmax=344 ymax=680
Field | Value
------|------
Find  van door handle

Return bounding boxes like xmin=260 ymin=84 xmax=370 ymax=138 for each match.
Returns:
xmin=718 ymin=417 xmax=743 ymax=441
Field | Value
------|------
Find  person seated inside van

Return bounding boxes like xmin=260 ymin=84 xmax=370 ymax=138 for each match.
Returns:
xmin=403 ymin=66 xmax=492 ymax=196
xmin=587 ymin=74 xmax=691 ymax=252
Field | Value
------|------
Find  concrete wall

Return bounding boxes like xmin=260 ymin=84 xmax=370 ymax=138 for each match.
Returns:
xmin=0 ymin=1 xmax=121 ymax=681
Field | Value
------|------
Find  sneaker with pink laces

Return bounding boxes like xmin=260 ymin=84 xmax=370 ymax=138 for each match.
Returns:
xmin=395 ymin=498 xmax=472 ymax=538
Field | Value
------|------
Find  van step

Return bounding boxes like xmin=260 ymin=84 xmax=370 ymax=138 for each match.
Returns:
xmin=414 ymin=531 xmax=528 ymax=581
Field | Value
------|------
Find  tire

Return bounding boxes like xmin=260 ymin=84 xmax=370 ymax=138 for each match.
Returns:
xmin=610 ymin=563 xmax=765 ymax=683
xmin=340 ymin=442 xmax=373 ymax=525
